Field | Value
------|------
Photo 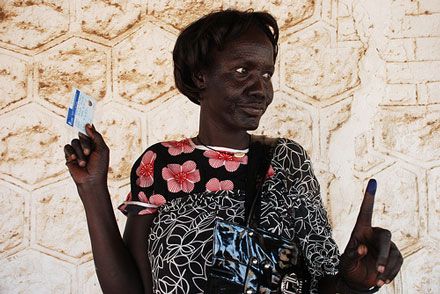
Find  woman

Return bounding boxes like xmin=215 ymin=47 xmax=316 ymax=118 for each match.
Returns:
xmin=64 ymin=10 xmax=402 ymax=294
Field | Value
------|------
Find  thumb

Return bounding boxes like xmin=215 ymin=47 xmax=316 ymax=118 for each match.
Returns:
xmin=85 ymin=124 xmax=107 ymax=152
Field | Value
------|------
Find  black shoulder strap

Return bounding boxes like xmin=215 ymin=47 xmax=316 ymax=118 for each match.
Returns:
xmin=245 ymin=135 xmax=279 ymax=225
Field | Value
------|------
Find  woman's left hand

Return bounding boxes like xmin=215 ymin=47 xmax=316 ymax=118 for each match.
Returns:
xmin=339 ymin=179 xmax=404 ymax=291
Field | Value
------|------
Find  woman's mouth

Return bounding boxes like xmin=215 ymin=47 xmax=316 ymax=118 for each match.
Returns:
xmin=239 ymin=105 xmax=264 ymax=116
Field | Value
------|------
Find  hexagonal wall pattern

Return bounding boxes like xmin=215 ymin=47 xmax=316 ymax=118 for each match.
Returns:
xmin=373 ymin=164 xmax=420 ymax=250
xmin=319 ymin=97 xmax=353 ymax=157
xmin=0 ymin=0 xmax=438 ymax=293
xmin=281 ymin=23 xmax=364 ymax=102
xmin=427 ymin=167 xmax=440 ymax=239
xmin=114 ymin=24 xmax=175 ymax=106
xmin=328 ymin=163 xmax=422 ymax=251
xmin=0 ymin=0 xmax=69 ymax=49
xmin=0 ymin=183 xmax=26 ymax=258
xmin=0 ymin=52 xmax=29 ymax=111
xmin=147 ymin=0 xmax=224 ymax=30
xmin=353 ymin=133 xmax=386 ymax=173
xmin=0 ymin=250 xmax=73 ymax=294
xmin=0 ymin=104 xmax=70 ymax=186
xmin=37 ymin=38 xmax=108 ymax=110
xmin=33 ymin=180 xmax=91 ymax=259
xmin=94 ymin=102 xmax=143 ymax=182
xmin=80 ymin=0 xmax=143 ymax=40
xmin=147 ymin=95 xmax=200 ymax=144
xmin=326 ymin=177 xmax=358 ymax=247
xmin=401 ymin=246 xmax=440 ymax=293
xmin=78 ymin=260 xmax=103 ymax=294
xmin=232 ymin=0 xmax=315 ymax=30
xmin=255 ymin=91 xmax=314 ymax=154
xmin=375 ymin=107 xmax=440 ymax=163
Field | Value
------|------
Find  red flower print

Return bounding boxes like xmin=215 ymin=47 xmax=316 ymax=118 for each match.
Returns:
xmin=203 ymin=150 xmax=248 ymax=172
xmin=136 ymin=151 xmax=156 ymax=187
xmin=138 ymin=191 xmax=149 ymax=203
xmin=138 ymin=192 xmax=166 ymax=215
xmin=161 ymin=139 xmax=195 ymax=156
xmin=150 ymin=194 xmax=166 ymax=206
xmin=265 ymin=165 xmax=274 ymax=180
xmin=206 ymin=178 xmax=234 ymax=192
xmin=162 ymin=160 xmax=200 ymax=193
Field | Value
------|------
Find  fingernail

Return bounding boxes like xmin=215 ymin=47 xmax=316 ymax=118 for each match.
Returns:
xmin=79 ymin=161 xmax=86 ymax=167
xmin=377 ymin=280 xmax=385 ymax=287
xmin=386 ymin=279 xmax=391 ymax=284
xmin=71 ymin=154 xmax=77 ymax=160
xmin=367 ymin=179 xmax=377 ymax=195
xmin=84 ymin=149 xmax=90 ymax=155
xmin=377 ymin=265 xmax=385 ymax=273
xmin=86 ymin=124 xmax=92 ymax=129
xmin=358 ymin=244 xmax=367 ymax=255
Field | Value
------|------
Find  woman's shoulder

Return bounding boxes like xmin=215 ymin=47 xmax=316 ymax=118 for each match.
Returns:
xmin=273 ymin=137 xmax=308 ymax=158
xmin=142 ymin=137 xmax=196 ymax=156
xmin=130 ymin=138 xmax=196 ymax=167
xmin=270 ymin=137 xmax=311 ymax=171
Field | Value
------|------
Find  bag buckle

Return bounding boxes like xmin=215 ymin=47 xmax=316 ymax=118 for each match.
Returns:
xmin=280 ymin=272 xmax=304 ymax=294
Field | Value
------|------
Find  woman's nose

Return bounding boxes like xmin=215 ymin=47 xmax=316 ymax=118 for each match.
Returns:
xmin=248 ymin=75 xmax=266 ymax=99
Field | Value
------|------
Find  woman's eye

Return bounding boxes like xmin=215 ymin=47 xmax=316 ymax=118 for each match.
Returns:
xmin=262 ymin=72 xmax=273 ymax=79
xmin=235 ymin=67 xmax=247 ymax=74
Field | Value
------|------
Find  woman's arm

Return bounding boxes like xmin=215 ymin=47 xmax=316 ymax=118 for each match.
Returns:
xmin=64 ymin=125 xmax=145 ymax=294
xmin=123 ymin=214 xmax=156 ymax=294
xmin=80 ymin=185 xmax=145 ymax=294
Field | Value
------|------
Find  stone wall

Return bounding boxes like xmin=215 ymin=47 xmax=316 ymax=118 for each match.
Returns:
xmin=0 ymin=0 xmax=439 ymax=293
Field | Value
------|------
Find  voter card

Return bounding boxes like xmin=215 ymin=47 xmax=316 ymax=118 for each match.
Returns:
xmin=66 ymin=88 xmax=96 ymax=135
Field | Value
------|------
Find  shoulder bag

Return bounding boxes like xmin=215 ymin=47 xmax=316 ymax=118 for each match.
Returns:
xmin=206 ymin=135 xmax=310 ymax=294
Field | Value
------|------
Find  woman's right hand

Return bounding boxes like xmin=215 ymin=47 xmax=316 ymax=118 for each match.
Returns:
xmin=64 ymin=124 xmax=109 ymax=190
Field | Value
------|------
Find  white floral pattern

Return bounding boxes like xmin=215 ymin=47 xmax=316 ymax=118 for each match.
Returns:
xmin=141 ymin=138 xmax=339 ymax=294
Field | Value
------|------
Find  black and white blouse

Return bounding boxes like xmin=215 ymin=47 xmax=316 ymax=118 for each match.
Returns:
xmin=119 ymin=138 xmax=339 ymax=293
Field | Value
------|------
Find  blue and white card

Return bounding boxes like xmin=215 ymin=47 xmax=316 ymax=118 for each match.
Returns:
xmin=66 ymin=88 xmax=96 ymax=135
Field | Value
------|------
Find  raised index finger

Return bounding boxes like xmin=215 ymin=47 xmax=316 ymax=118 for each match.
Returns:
xmin=355 ymin=179 xmax=377 ymax=229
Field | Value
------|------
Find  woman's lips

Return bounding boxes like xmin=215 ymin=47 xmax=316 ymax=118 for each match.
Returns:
xmin=239 ymin=105 xmax=264 ymax=116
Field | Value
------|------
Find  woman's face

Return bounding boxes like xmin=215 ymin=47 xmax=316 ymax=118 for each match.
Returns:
xmin=199 ymin=28 xmax=274 ymax=132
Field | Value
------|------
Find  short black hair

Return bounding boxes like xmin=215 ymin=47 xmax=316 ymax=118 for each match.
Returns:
xmin=173 ymin=9 xmax=279 ymax=104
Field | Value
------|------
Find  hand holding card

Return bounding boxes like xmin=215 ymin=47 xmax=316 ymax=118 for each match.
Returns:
xmin=64 ymin=122 xmax=109 ymax=184
xmin=66 ymin=88 xmax=96 ymax=135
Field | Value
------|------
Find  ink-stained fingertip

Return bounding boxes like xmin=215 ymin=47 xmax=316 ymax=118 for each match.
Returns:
xmin=366 ymin=179 xmax=377 ymax=195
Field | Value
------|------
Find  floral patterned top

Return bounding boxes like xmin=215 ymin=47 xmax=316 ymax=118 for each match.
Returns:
xmin=119 ymin=138 xmax=339 ymax=294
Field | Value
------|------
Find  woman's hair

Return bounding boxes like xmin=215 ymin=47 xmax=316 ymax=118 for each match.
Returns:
xmin=173 ymin=9 xmax=279 ymax=104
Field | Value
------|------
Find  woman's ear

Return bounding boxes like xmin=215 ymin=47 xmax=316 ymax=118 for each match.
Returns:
xmin=192 ymin=71 xmax=206 ymax=90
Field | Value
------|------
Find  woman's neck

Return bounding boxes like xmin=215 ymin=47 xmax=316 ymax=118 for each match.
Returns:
xmin=196 ymin=128 xmax=250 ymax=149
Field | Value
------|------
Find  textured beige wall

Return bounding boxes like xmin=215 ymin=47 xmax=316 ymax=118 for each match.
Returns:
xmin=0 ymin=0 xmax=439 ymax=293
